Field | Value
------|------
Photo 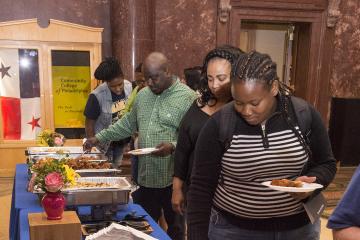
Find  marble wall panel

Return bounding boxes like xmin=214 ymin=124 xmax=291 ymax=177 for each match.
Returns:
xmin=330 ymin=0 xmax=360 ymax=98
xmin=155 ymin=0 xmax=217 ymax=77
xmin=111 ymin=0 xmax=155 ymax=80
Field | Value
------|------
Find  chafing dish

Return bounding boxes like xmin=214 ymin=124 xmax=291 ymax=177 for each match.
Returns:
xmin=35 ymin=177 xmax=131 ymax=206
xmin=26 ymin=146 xmax=107 ymax=163
xmin=75 ymin=168 xmax=122 ymax=177
xmin=26 ymin=146 xmax=118 ymax=177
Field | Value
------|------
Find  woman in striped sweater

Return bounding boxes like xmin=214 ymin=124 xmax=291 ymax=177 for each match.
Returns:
xmin=187 ymin=51 xmax=337 ymax=240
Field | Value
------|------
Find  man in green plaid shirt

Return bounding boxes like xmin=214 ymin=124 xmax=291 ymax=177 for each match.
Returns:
xmin=84 ymin=52 xmax=196 ymax=239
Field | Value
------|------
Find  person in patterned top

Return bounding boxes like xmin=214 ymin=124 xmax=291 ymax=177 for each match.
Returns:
xmin=84 ymin=52 xmax=196 ymax=239
xmin=84 ymin=57 xmax=132 ymax=168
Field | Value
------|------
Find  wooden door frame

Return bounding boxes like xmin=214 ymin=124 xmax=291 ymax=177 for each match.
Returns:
xmin=216 ymin=0 xmax=336 ymax=123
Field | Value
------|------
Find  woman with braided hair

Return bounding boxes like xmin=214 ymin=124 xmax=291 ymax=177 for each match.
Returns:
xmin=187 ymin=51 xmax=336 ymax=240
xmin=84 ymin=57 xmax=132 ymax=167
xmin=172 ymin=45 xmax=244 ymax=216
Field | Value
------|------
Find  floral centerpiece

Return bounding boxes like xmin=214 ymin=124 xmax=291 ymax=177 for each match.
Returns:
xmin=37 ymin=129 xmax=66 ymax=147
xmin=29 ymin=158 xmax=79 ymax=220
xmin=31 ymin=158 xmax=78 ymax=191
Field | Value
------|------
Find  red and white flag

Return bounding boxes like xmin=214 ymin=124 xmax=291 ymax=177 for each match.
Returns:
xmin=0 ymin=48 xmax=41 ymax=140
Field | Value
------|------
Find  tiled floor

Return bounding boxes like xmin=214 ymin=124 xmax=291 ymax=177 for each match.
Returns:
xmin=321 ymin=218 xmax=333 ymax=240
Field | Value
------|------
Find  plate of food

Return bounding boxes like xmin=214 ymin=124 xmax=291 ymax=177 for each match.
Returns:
xmin=261 ymin=179 xmax=323 ymax=192
xmin=128 ymin=148 xmax=157 ymax=156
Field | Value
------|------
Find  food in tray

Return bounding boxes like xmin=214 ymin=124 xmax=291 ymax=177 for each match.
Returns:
xmin=30 ymin=157 xmax=57 ymax=171
xmin=27 ymin=146 xmax=101 ymax=155
xmin=66 ymin=181 xmax=112 ymax=189
xmin=31 ymin=157 xmax=111 ymax=171
xmin=66 ymin=158 xmax=111 ymax=170
xmin=54 ymin=149 xmax=70 ymax=154
xmin=74 ymin=155 xmax=100 ymax=161
xmin=63 ymin=177 xmax=130 ymax=190
xmin=29 ymin=148 xmax=71 ymax=154
xmin=270 ymin=179 xmax=303 ymax=188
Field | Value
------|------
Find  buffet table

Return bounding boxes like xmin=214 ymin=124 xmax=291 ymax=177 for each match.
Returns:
xmin=10 ymin=164 xmax=171 ymax=240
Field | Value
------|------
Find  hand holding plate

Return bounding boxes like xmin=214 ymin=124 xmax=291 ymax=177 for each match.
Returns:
xmin=152 ymin=142 xmax=174 ymax=157
xmin=289 ymin=176 xmax=317 ymax=200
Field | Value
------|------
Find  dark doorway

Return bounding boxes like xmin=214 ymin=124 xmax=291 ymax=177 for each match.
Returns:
xmin=329 ymin=98 xmax=360 ymax=166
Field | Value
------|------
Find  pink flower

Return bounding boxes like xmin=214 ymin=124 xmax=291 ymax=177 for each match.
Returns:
xmin=45 ymin=172 xmax=64 ymax=192
xmin=54 ymin=137 xmax=63 ymax=146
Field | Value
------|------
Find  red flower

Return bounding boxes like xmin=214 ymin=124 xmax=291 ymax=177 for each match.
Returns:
xmin=44 ymin=172 xmax=64 ymax=192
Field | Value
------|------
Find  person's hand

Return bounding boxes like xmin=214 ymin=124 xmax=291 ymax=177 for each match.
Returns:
xmin=83 ymin=137 xmax=99 ymax=152
xmin=152 ymin=142 xmax=174 ymax=157
xmin=290 ymin=176 xmax=317 ymax=200
xmin=172 ymin=188 xmax=185 ymax=215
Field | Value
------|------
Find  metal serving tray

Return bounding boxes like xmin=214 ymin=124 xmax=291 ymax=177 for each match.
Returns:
xmin=63 ymin=188 xmax=130 ymax=206
xmin=27 ymin=155 xmax=108 ymax=163
xmin=75 ymin=169 xmax=122 ymax=177
xmin=35 ymin=177 xmax=131 ymax=206
xmin=26 ymin=146 xmax=107 ymax=165
xmin=26 ymin=146 xmax=102 ymax=155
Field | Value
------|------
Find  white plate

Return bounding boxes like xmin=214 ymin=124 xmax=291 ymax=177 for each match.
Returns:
xmin=261 ymin=181 xmax=323 ymax=193
xmin=128 ymin=148 xmax=157 ymax=156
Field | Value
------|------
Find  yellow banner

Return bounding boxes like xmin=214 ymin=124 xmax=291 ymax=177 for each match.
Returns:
xmin=52 ymin=66 xmax=91 ymax=128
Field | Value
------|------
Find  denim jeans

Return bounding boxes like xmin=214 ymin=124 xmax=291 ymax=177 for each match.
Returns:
xmin=106 ymin=143 xmax=125 ymax=168
xmin=208 ymin=208 xmax=320 ymax=240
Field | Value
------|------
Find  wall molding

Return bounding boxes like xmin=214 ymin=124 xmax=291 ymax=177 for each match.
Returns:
xmin=0 ymin=18 xmax=103 ymax=43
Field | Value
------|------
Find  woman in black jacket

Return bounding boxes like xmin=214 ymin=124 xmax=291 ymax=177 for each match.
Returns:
xmin=172 ymin=46 xmax=244 ymax=215
xmin=187 ymin=51 xmax=337 ymax=240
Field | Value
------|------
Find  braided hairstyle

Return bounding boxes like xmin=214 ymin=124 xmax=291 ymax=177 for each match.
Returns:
xmin=197 ymin=45 xmax=244 ymax=107
xmin=233 ymin=50 xmax=311 ymax=158
xmin=94 ymin=57 xmax=124 ymax=82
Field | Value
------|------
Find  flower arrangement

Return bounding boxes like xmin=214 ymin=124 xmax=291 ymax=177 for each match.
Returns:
xmin=44 ymin=172 xmax=64 ymax=192
xmin=30 ymin=158 xmax=79 ymax=192
xmin=37 ymin=129 xmax=65 ymax=147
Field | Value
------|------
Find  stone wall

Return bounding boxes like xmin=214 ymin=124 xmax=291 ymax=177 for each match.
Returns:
xmin=330 ymin=0 xmax=360 ymax=98
xmin=155 ymin=0 xmax=217 ymax=77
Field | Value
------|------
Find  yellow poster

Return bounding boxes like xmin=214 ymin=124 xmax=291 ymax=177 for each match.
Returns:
xmin=52 ymin=66 xmax=91 ymax=128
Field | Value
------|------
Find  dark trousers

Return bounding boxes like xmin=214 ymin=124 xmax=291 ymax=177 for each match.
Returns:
xmin=132 ymin=185 xmax=185 ymax=240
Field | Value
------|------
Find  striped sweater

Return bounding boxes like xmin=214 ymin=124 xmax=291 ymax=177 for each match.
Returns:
xmin=187 ymin=101 xmax=336 ymax=240
xmin=214 ymin=127 xmax=307 ymax=219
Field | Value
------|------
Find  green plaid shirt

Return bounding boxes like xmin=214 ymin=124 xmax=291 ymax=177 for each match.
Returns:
xmin=96 ymin=80 xmax=196 ymax=188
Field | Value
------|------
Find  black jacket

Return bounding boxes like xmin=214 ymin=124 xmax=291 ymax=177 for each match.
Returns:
xmin=187 ymin=99 xmax=337 ymax=240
